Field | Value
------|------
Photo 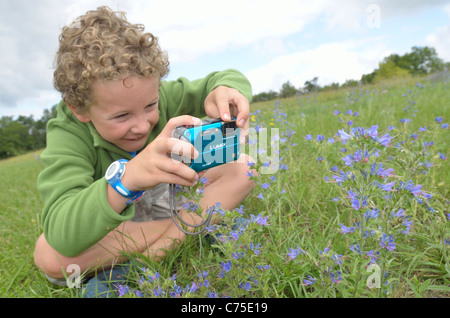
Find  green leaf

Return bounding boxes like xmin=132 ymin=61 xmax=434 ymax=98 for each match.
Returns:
xmin=427 ymin=285 xmax=450 ymax=292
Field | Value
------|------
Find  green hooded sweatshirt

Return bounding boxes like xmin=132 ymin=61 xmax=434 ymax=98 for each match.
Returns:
xmin=37 ymin=69 xmax=252 ymax=257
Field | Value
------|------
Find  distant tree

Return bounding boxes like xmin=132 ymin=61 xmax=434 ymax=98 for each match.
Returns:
xmin=373 ymin=59 xmax=410 ymax=83
xmin=0 ymin=103 xmax=57 ymax=159
xmin=322 ymin=82 xmax=340 ymax=91
xmin=303 ymin=77 xmax=319 ymax=93
xmin=361 ymin=71 xmax=377 ymax=85
xmin=342 ymin=79 xmax=360 ymax=88
xmin=360 ymin=46 xmax=445 ymax=84
xmin=252 ymin=90 xmax=279 ymax=102
xmin=0 ymin=121 xmax=33 ymax=158
xmin=279 ymin=81 xmax=298 ymax=98
xmin=406 ymin=46 xmax=445 ymax=75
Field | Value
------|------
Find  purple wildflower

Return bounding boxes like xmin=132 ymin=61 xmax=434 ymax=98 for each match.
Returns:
xmin=380 ymin=233 xmax=396 ymax=251
xmin=118 ymin=284 xmax=129 ymax=297
xmin=380 ymin=181 xmax=395 ymax=192
xmin=376 ymin=133 xmax=393 ymax=146
xmin=366 ymin=250 xmax=379 ymax=264
xmin=288 ymin=247 xmax=306 ymax=260
xmin=221 ymin=261 xmax=232 ymax=272
xmin=366 ymin=125 xmax=379 ymax=137
xmin=251 ymin=213 xmax=269 ymax=226
xmin=337 ymin=129 xmax=352 ymax=141
xmin=340 ymin=223 xmax=355 ymax=234
xmin=303 ymin=276 xmax=316 ymax=285
xmin=331 ymin=254 xmax=343 ymax=265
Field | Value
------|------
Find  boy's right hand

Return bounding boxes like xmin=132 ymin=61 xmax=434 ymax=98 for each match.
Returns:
xmin=121 ymin=115 xmax=202 ymax=192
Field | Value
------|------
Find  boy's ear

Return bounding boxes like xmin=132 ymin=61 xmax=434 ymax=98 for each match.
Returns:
xmin=67 ymin=103 xmax=91 ymax=123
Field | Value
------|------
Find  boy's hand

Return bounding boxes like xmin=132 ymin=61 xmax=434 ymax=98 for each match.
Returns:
xmin=204 ymin=86 xmax=250 ymax=144
xmin=121 ymin=116 xmax=202 ymax=191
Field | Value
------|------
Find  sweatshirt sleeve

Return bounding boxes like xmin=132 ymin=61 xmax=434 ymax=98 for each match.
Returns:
xmin=37 ymin=116 xmax=134 ymax=257
xmin=158 ymin=69 xmax=253 ymax=123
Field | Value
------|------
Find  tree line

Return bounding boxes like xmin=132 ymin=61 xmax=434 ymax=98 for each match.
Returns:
xmin=252 ymin=46 xmax=448 ymax=102
xmin=0 ymin=105 xmax=57 ymax=159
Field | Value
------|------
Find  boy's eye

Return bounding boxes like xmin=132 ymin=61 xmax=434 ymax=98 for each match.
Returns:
xmin=114 ymin=113 xmax=128 ymax=119
xmin=146 ymin=101 xmax=158 ymax=109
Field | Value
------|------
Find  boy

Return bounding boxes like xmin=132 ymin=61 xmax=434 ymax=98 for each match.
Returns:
xmin=33 ymin=6 xmax=255 ymax=295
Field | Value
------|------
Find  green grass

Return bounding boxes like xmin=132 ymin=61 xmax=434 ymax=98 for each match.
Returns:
xmin=0 ymin=151 xmax=72 ymax=297
xmin=1 ymin=75 xmax=449 ymax=298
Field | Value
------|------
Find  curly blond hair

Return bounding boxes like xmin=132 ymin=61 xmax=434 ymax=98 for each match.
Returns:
xmin=54 ymin=6 xmax=169 ymax=113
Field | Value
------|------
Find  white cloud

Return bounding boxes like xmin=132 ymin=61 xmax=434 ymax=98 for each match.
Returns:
xmin=426 ymin=3 xmax=450 ymax=61
xmin=246 ymin=39 xmax=390 ymax=94
xmin=136 ymin=0 xmax=327 ymax=63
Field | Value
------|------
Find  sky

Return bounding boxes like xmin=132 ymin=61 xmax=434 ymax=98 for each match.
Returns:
xmin=0 ymin=0 xmax=449 ymax=119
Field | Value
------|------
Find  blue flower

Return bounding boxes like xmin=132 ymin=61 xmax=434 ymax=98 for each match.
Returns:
xmin=350 ymin=244 xmax=361 ymax=255
xmin=331 ymin=254 xmax=343 ymax=265
xmin=380 ymin=233 xmax=396 ymax=251
xmin=189 ymin=282 xmax=199 ymax=293
xmin=251 ymin=213 xmax=269 ymax=226
xmin=221 ymin=261 xmax=232 ymax=272
xmin=364 ymin=208 xmax=380 ymax=220
xmin=303 ymin=276 xmax=316 ymax=285
xmin=340 ymin=223 xmax=354 ymax=234
xmin=379 ymin=181 xmax=395 ymax=192
xmin=366 ymin=125 xmax=379 ymax=137
xmin=375 ymin=133 xmax=393 ymax=146
xmin=338 ymin=129 xmax=352 ymax=141
xmin=288 ymin=247 xmax=306 ymax=260
xmin=118 ymin=284 xmax=129 ymax=297
xmin=153 ymin=286 xmax=163 ymax=297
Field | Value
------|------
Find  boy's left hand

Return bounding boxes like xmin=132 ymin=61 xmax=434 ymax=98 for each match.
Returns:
xmin=204 ymin=86 xmax=250 ymax=144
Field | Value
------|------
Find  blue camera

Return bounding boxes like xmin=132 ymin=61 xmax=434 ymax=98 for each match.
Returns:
xmin=172 ymin=118 xmax=240 ymax=172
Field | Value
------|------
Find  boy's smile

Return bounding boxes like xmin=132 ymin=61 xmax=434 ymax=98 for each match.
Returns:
xmin=70 ymin=76 xmax=160 ymax=152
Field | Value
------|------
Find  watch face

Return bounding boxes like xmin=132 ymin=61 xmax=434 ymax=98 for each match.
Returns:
xmin=105 ymin=161 xmax=120 ymax=181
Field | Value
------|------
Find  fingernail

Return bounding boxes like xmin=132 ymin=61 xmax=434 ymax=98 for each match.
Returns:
xmin=192 ymin=117 xmax=202 ymax=125
xmin=239 ymin=119 xmax=245 ymax=127
xmin=223 ymin=113 xmax=230 ymax=121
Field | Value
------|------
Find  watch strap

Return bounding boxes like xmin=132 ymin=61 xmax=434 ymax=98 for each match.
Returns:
xmin=106 ymin=159 xmax=145 ymax=204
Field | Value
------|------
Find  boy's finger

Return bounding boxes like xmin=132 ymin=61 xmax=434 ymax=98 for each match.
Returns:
xmin=168 ymin=138 xmax=199 ymax=160
xmin=233 ymin=95 xmax=250 ymax=129
xmin=160 ymin=115 xmax=202 ymax=138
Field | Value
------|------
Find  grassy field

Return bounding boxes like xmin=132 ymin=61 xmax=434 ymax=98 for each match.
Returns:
xmin=1 ymin=74 xmax=449 ymax=298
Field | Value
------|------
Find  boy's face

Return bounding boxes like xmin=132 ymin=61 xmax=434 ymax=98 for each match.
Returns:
xmin=72 ymin=76 xmax=160 ymax=152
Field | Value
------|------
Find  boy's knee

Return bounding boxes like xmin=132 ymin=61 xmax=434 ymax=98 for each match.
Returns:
xmin=232 ymin=154 xmax=257 ymax=190
xmin=34 ymin=234 xmax=66 ymax=279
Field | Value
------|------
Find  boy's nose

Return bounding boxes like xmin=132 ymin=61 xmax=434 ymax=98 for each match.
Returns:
xmin=131 ymin=115 xmax=151 ymax=134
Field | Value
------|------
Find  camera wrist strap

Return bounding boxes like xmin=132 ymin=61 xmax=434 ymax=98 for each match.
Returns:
xmin=168 ymin=183 xmax=214 ymax=235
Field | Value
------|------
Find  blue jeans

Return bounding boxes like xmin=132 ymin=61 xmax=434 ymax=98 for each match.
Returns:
xmin=80 ymin=262 xmax=134 ymax=298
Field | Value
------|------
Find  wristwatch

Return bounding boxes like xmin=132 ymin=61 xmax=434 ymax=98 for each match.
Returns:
xmin=105 ymin=159 xmax=144 ymax=203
